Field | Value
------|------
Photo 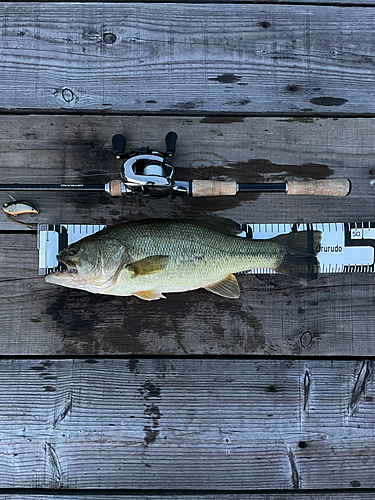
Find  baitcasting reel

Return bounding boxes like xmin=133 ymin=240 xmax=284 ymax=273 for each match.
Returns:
xmin=111 ymin=132 xmax=188 ymax=198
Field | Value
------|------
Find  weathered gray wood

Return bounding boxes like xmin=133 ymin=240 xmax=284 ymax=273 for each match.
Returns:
xmin=3 ymin=495 xmax=374 ymax=500
xmin=1 ymin=115 xmax=374 ymax=356
xmin=7 ymin=0 xmax=373 ymax=4
xmin=1 ymin=233 xmax=375 ymax=356
xmin=0 ymin=358 xmax=372 ymax=489
xmin=1 ymin=4 xmax=375 ymax=114
xmin=0 ymin=115 xmax=373 ymax=231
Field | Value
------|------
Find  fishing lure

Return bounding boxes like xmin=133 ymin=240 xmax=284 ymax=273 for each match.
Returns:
xmin=3 ymin=200 xmax=39 ymax=216
xmin=2 ymin=200 xmax=39 ymax=226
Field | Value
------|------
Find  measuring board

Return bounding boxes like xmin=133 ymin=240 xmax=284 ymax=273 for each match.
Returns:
xmin=38 ymin=224 xmax=106 ymax=275
xmin=38 ymin=222 xmax=375 ymax=275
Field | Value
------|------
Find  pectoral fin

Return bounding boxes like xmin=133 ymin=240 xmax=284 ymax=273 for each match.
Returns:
xmin=204 ymin=274 xmax=240 ymax=298
xmin=127 ymin=255 xmax=168 ymax=277
xmin=133 ymin=290 xmax=166 ymax=301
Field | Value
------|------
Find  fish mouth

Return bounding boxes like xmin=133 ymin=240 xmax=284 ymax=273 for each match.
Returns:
xmin=45 ymin=258 xmax=81 ymax=283
xmin=46 ymin=268 xmax=80 ymax=280
xmin=56 ymin=255 xmax=79 ymax=274
xmin=45 ymin=263 xmax=88 ymax=289
xmin=63 ymin=265 xmax=78 ymax=274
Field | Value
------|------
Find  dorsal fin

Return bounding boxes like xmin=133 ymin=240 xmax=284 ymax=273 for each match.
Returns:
xmin=194 ymin=216 xmax=240 ymax=236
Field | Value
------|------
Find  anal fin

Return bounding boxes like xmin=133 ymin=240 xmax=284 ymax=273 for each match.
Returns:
xmin=204 ymin=274 xmax=240 ymax=298
xmin=133 ymin=290 xmax=166 ymax=301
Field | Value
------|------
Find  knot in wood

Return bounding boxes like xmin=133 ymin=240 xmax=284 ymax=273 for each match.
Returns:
xmin=103 ymin=33 xmax=117 ymax=44
xmin=62 ymin=88 xmax=74 ymax=103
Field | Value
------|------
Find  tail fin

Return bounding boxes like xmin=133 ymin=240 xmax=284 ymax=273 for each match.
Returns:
xmin=272 ymin=230 xmax=321 ymax=279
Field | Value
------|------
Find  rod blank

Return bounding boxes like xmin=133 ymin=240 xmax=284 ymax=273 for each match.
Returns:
xmin=0 ymin=184 xmax=105 ymax=191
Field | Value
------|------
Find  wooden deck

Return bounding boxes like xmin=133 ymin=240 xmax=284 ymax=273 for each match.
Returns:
xmin=1 ymin=1 xmax=375 ymax=498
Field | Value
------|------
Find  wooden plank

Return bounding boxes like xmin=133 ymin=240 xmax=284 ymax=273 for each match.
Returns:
xmin=2 ymin=4 xmax=375 ymax=114
xmin=0 ymin=232 xmax=374 ymax=356
xmin=9 ymin=0 xmax=374 ymax=4
xmin=1 ymin=115 xmax=374 ymax=356
xmin=0 ymin=358 xmax=372 ymax=489
xmin=2 ymin=495 xmax=375 ymax=500
xmin=8 ymin=0 xmax=375 ymax=3
xmin=0 ymin=115 xmax=373 ymax=231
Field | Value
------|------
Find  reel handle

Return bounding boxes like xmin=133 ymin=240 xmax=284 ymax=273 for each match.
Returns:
xmin=112 ymin=134 xmax=126 ymax=158
xmin=165 ymin=132 xmax=178 ymax=157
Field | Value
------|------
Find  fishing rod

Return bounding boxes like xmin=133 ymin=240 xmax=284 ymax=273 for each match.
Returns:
xmin=0 ymin=132 xmax=351 ymax=198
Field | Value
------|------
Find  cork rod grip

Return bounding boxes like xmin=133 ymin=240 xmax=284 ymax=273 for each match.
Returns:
xmin=286 ymin=179 xmax=351 ymax=197
xmin=107 ymin=180 xmax=123 ymax=197
xmin=192 ymin=180 xmax=237 ymax=197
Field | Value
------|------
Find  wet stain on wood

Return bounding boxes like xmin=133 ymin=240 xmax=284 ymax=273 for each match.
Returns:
xmin=310 ymin=97 xmax=348 ymax=107
xmin=44 ymin=386 xmax=56 ymax=392
xmin=45 ymin=290 xmax=147 ymax=355
xmin=200 ymin=117 xmax=244 ymax=124
xmin=144 ymin=404 xmax=162 ymax=420
xmin=46 ymin=291 xmax=100 ymax=334
xmin=138 ymin=381 xmax=161 ymax=399
xmin=128 ymin=359 xmax=140 ymax=374
xmin=43 ymin=267 xmax=329 ymax=356
xmin=42 ymin=273 xmax=312 ymax=355
xmin=277 ymin=117 xmax=315 ymax=124
xmin=226 ymin=159 xmax=334 ymax=182
xmin=30 ymin=364 xmax=47 ymax=371
xmin=209 ymin=73 xmax=242 ymax=84
xmin=139 ymin=380 xmax=162 ymax=446
xmin=143 ymin=426 xmax=159 ymax=445
xmin=176 ymin=101 xmax=203 ymax=110
xmin=30 ymin=317 xmax=43 ymax=323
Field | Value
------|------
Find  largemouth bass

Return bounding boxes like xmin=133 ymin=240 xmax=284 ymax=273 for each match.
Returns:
xmin=45 ymin=218 xmax=321 ymax=300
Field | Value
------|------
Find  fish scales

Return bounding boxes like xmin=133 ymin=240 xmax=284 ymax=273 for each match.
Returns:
xmin=105 ymin=221 xmax=282 ymax=293
xmin=45 ymin=218 xmax=321 ymax=300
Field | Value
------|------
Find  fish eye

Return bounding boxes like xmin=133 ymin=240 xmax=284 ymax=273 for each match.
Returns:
xmin=3 ymin=203 xmax=8 ymax=208
xmin=69 ymin=246 xmax=79 ymax=256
